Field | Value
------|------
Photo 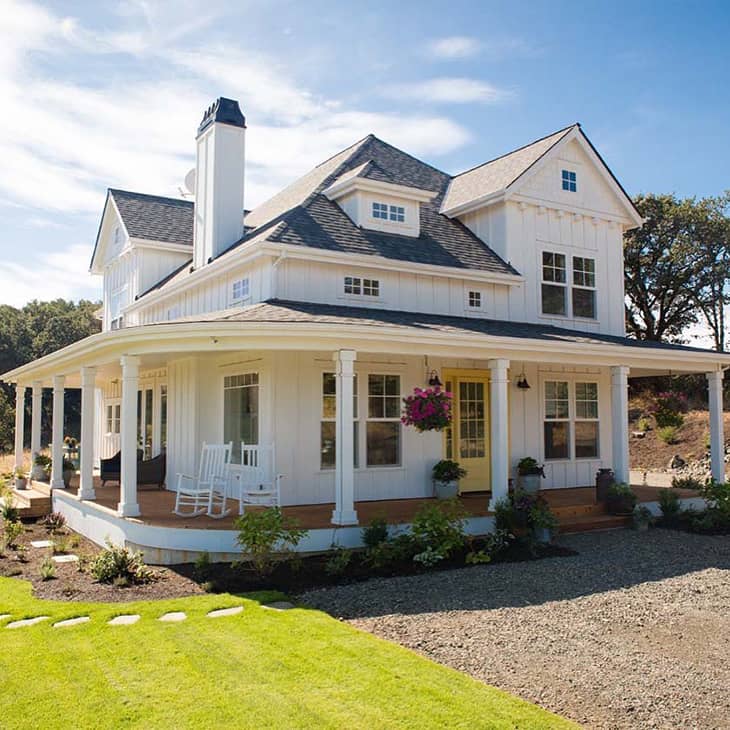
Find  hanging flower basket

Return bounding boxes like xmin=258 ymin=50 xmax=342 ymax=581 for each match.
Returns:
xmin=401 ymin=386 xmax=453 ymax=432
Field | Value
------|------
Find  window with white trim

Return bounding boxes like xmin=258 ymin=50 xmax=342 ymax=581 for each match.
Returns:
xmin=320 ymin=372 xmax=358 ymax=469
xmin=344 ymin=276 xmax=380 ymax=297
xmin=105 ymin=403 xmax=121 ymax=434
xmin=468 ymin=291 xmax=482 ymax=309
xmin=561 ymin=169 xmax=577 ymax=192
xmin=543 ymin=380 xmax=599 ymax=460
xmin=572 ymin=257 xmax=596 ymax=319
xmin=372 ymin=202 xmax=388 ymax=220
xmin=367 ymin=374 xmax=401 ymax=466
xmin=541 ymin=252 xmax=567 ymax=316
xmin=231 ymin=278 xmax=250 ymax=305
xmin=109 ymin=286 xmax=128 ymax=330
xmin=223 ymin=373 xmax=259 ymax=464
xmin=389 ymin=205 xmax=405 ymax=222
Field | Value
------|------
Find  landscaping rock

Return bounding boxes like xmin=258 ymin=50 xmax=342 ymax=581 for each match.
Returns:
xmin=53 ymin=616 xmax=90 ymax=628
xmin=6 ymin=616 xmax=49 ymax=629
xmin=30 ymin=540 xmax=53 ymax=548
xmin=108 ymin=614 xmax=140 ymax=626
xmin=0 ymin=614 xmax=11 ymax=621
xmin=207 ymin=606 xmax=244 ymax=618
xmin=51 ymin=554 xmax=79 ymax=564
xmin=158 ymin=612 xmax=186 ymax=622
xmin=668 ymin=454 xmax=686 ymax=469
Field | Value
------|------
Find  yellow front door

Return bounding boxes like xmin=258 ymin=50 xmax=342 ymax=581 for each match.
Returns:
xmin=444 ymin=372 xmax=490 ymax=493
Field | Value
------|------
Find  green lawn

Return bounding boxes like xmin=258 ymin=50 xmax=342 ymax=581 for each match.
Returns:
xmin=0 ymin=577 xmax=575 ymax=729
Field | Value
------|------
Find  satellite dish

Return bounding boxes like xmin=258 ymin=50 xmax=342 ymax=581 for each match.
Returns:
xmin=184 ymin=168 xmax=196 ymax=195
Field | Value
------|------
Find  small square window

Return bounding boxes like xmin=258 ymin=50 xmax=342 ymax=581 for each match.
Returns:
xmin=468 ymin=291 xmax=481 ymax=308
xmin=372 ymin=202 xmax=388 ymax=220
xmin=231 ymin=278 xmax=250 ymax=303
xmin=561 ymin=169 xmax=577 ymax=192
xmin=389 ymin=205 xmax=405 ymax=222
xmin=362 ymin=279 xmax=380 ymax=297
xmin=344 ymin=276 xmax=361 ymax=295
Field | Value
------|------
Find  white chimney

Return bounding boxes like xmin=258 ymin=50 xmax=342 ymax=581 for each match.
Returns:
xmin=193 ymin=97 xmax=246 ymax=267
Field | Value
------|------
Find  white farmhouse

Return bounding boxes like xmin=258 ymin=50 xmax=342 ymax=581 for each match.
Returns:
xmin=5 ymin=97 xmax=728 ymax=561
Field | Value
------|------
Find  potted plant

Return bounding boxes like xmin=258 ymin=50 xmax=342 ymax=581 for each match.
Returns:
xmin=432 ymin=459 xmax=467 ymax=499
xmin=606 ymin=482 xmax=637 ymax=515
xmin=14 ymin=466 xmax=27 ymax=490
xmin=529 ymin=499 xmax=559 ymax=543
xmin=62 ymin=458 xmax=76 ymax=489
xmin=402 ymin=387 xmax=453 ymax=432
xmin=632 ymin=505 xmax=653 ymax=531
xmin=516 ymin=457 xmax=544 ymax=494
xmin=31 ymin=453 xmax=51 ymax=481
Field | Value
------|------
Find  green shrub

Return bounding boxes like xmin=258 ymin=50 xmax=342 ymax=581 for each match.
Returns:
xmin=699 ymin=481 xmax=730 ymax=519
xmin=606 ymin=483 xmax=637 ymax=514
xmin=39 ymin=557 xmax=56 ymax=581
xmin=410 ymin=499 xmax=466 ymax=558
xmin=90 ymin=541 xmax=153 ymax=584
xmin=657 ymin=426 xmax=679 ymax=444
xmin=658 ymin=489 xmax=680 ymax=521
xmin=362 ymin=517 xmax=389 ymax=549
xmin=52 ymin=535 xmax=72 ymax=555
xmin=670 ymin=476 xmax=702 ymax=491
xmin=1 ymin=497 xmax=18 ymax=524
xmin=655 ymin=412 xmax=685 ymax=429
xmin=3 ymin=520 xmax=23 ymax=549
xmin=364 ymin=533 xmax=417 ymax=569
xmin=432 ymin=459 xmax=467 ymax=483
xmin=636 ymin=416 xmax=651 ymax=432
xmin=193 ymin=551 xmax=212 ymax=582
xmin=324 ymin=546 xmax=353 ymax=576
xmin=632 ymin=505 xmax=653 ymax=529
xmin=466 ymin=529 xmax=512 ymax=564
xmin=234 ymin=507 xmax=307 ymax=576
xmin=412 ymin=546 xmax=445 ymax=568
xmin=43 ymin=512 xmax=67 ymax=534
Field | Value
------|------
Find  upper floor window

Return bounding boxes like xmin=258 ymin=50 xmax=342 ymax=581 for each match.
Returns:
xmin=109 ymin=286 xmax=128 ymax=330
xmin=468 ymin=291 xmax=482 ymax=309
xmin=372 ymin=202 xmax=388 ymax=220
xmin=344 ymin=276 xmax=380 ymax=297
xmin=231 ymin=278 xmax=250 ymax=305
xmin=541 ymin=252 xmax=596 ymax=320
xmin=561 ymin=169 xmax=577 ymax=192
xmin=389 ymin=205 xmax=405 ymax=222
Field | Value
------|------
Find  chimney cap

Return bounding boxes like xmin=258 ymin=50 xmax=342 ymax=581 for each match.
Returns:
xmin=197 ymin=97 xmax=246 ymax=136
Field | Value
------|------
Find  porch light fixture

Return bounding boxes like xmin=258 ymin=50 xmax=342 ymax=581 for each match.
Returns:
xmin=427 ymin=370 xmax=443 ymax=388
xmin=516 ymin=373 xmax=531 ymax=390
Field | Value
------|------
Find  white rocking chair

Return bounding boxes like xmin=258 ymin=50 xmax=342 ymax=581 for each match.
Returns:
xmin=173 ymin=442 xmax=232 ymax=518
xmin=230 ymin=443 xmax=283 ymax=515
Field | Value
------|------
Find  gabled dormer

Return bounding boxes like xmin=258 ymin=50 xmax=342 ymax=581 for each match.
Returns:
xmin=322 ymin=160 xmax=437 ymax=238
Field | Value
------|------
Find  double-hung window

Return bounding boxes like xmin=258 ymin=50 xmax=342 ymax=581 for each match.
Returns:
xmin=572 ymin=257 xmax=596 ymax=319
xmin=105 ymin=403 xmax=121 ymax=434
xmin=320 ymin=373 xmax=358 ymax=469
xmin=231 ymin=278 xmax=250 ymax=305
xmin=366 ymin=374 xmax=401 ymax=466
xmin=223 ymin=373 xmax=259 ymax=464
xmin=542 ymin=252 xmax=597 ymax=319
xmin=109 ymin=286 xmax=127 ymax=330
xmin=543 ymin=380 xmax=599 ymax=460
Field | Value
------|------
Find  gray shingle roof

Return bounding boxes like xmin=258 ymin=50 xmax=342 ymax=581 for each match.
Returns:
xmin=170 ymin=299 xmax=724 ymax=356
xmin=110 ymin=189 xmax=193 ymax=245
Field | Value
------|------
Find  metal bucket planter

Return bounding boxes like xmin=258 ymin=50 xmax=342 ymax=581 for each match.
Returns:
xmin=517 ymin=474 xmax=541 ymax=495
xmin=434 ymin=480 xmax=459 ymax=499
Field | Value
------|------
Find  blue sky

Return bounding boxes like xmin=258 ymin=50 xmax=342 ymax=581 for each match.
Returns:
xmin=1 ymin=0 xmax=729 ymax=306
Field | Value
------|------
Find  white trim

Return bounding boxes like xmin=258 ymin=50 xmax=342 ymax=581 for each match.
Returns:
xmin=323 ymin=176 xmax=437 ymax=204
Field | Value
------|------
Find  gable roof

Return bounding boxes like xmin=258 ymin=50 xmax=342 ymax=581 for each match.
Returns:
xmin=108 ymin=189 xmax=193 ymax=245
xmin=441 ymin=125 xmax=576 ymax=213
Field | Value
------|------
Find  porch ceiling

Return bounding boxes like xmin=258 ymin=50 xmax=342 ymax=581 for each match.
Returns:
xmin=4 ymin=299 xmax=729 ymax=384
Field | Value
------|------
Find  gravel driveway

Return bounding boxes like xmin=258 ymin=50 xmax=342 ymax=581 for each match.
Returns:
xmin=301 ymin=530 xmax=730 ymax=729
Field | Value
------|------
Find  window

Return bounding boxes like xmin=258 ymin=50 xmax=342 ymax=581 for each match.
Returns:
xmin=572 ymin=257 xmax=596 ymax=319
xmin=561 ymin=169 xmax=577 ymax=192
xmin=109 ymin=286 xmax=127 ymax=330
xmin=344 ymin=276 xmax=380 ymax=297
xmin=224 ymin=373 xmax=259 ymax=463
xmin=389 ymin=205 xmax=405 ymax=222
xmin=541 ymin=252 xmax=567 ymax=316
xmin=543 ymin=380 xmax=599 ymax=460
xmin=231 ymin=278 xmax=250 ymax=304
xmin=372 ymin=202 xmax=388 ymax=220
xmin=320 ymin=372 xmax=358 ymax=469
xmin=367 ymin=374 xmax=401 ymax=466
xmin=160 ymin=385 xmax=167 ymax=451
xmin=468 ymin=291 xmax=482 ymax=309
xmin=105 ymin=403 xmax=120 ymax=434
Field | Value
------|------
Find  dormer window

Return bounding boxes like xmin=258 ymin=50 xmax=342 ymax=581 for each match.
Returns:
xmin=344 ymin=276 xmax=380 ymax=297
xmin=231 ymin=277 xmax=250 ymax=305
xmin=389 ymin=205 xmax=405 ymax=222
xmin=561 ymin=169 xmax=577 ymax=192
xmin=372 ymin=202 xmax=388 ymax=220
xmin=468 ymin=291 xmax=482 ymax=308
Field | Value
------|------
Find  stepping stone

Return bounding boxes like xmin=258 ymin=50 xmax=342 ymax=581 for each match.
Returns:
xmin=6 ymin=616 xmax=49 ymax=629
xmin=51 ymin=554 xmax=79 ymax=564
xmin=108 ymin=614 xmax=140 ymax=626
xmin=262 ymin=601 xmax=294 ymax=611
xmin=30 ymin=540 xmax=53 ymax=548
xmin=0 ymin=615 xmax=10 ymax=621
xmin=158 ymin=612 xmax=186 ymax=622
xmin=207 ymin=606 xmax=243 ymax=618
xmin=53 ymin=616 xmax=90 ymax=628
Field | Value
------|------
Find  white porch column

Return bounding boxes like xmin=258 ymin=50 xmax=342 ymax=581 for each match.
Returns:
xmin=118 ymin=356 xmax=140 ymax=517
xmin=610 ymin=365 xmax=630 ymax=485
xmin=331 ymin=349 xmax=358 ymax=526
xmin=707 ymin=370 xmax=726 ymax=483
xmin=30 ymin=381 xmax=42 ymax=461
xmin=14 ymin=384 xmax=26 ymax=473
xmin=79 ymin=367 xmax=97 ymax=500
xmin=50 ymin=375 xmax=65 ymax=488
xmin=488 ymin=358 xmax=510 ymax=510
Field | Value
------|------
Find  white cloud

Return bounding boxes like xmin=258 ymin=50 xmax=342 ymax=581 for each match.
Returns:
xmin=381 ymin=78 xmax=513 ymax=105
xmin=427 ymin=36 xmax=482 ymax=59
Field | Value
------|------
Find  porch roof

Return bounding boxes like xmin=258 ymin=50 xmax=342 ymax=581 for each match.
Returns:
xmin=3 ymin=299 xmax=729 ymax=384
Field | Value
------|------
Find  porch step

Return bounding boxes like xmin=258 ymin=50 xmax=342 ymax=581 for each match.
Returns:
xmin=10 ymin=487 xmax=51 ymax=519
xmin=558 ymin=513 xmax=632 ymax=534
xmin=551 ymin=503 xmax=606 ymax=519
xmin=29 ymin=480 xmax=52 ymax=496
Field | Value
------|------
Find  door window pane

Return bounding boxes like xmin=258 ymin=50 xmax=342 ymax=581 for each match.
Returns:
xmin=458 ymin=381 xmax=486 ymax=459
xmin=160 ymin=385 xmax=167 ymax=451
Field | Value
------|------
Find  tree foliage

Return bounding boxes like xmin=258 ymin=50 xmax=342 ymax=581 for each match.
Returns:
xmin=0 ymin=299 xmax=100 ymax=453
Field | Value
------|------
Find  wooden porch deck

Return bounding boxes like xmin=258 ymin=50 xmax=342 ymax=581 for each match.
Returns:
xmin=57 ymin=479 xmax=699 ymax=532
